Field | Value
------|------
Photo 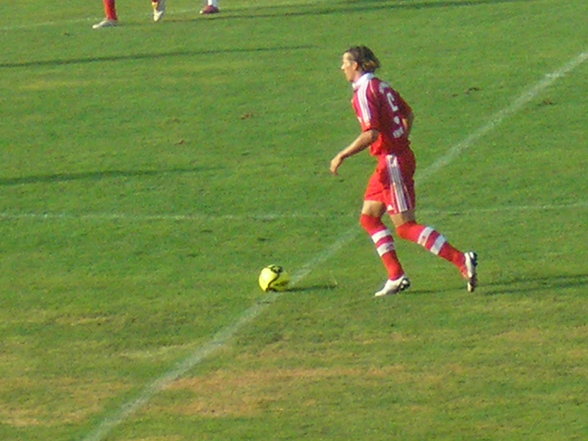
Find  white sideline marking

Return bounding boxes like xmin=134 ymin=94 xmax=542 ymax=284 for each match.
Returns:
xmin=0 ymin=211 xmax=323 ymax=222
xmin=81 ymin=227 xmax=358 ymax=441
xmin=437 ymin=202 xmax=588 ymax=215
xmin=0 ymin=201 xmax=587 ymax=224
xmin=418 ymin=50 xmax=588 ymax=181
xmin=80 ymin=51 xmax=587 ymax=441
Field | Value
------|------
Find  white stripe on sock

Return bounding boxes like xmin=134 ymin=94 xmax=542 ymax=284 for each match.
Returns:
xmin=417 ymin=226 xmax=434 ymax=247
xmin=430 ymin=235 xmax=446 ymax=255
xmin=376 ymin=242 xmax=395 ymax=256
xmin=371 ymin=229 xmax=391 ymax=244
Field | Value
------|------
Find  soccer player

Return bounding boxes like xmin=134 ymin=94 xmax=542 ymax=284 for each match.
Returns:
xmin=330 ymin=46 xmax=478 ymax=296
xmin=200 ymin=0 xmax=220 ymax=15
xmin=92 ymin=0 xmax=166 ymax=29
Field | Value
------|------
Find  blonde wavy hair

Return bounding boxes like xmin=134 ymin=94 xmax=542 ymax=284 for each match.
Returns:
xmin=345 ymin=46 xmax=381 ymax=73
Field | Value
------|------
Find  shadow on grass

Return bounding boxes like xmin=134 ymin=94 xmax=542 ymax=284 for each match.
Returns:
xmin=393 ymin=274 xmax=588 ymax=297
xmin=208 ymin=0 xmax=532 ymax=21
xmin=0 ymin=166 xmax=213 ymax=186
xmin=286 ymin=273 xmax=588 ymax=297
xmin=287 ymin=284 xmax=453 ymax=296
xmin=482 ymin=274 xmax=588 ymax=296
xmin=288 ymin=284 xmax=339 ymax=294
xmin=0 ymin=45 xmax=313 ymax=69
xmin=2 ymin=0 xmax=532 ymax=69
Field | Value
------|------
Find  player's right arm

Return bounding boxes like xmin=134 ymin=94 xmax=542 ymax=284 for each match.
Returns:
xmin=330 ymin=129 xmax=379 ymax=175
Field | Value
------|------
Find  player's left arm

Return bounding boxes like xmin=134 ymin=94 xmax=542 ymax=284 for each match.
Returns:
xmin=398 ymin=94 xmax=414 ymax=136
xmin=402 ymin=110 xmax=414 ymax=136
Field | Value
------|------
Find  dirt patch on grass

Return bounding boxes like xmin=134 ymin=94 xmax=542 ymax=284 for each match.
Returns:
xmin=124 ymin=437 xmax=183 ymax=441
xmin=0 ymin=377 xmax=130 ymax=428
xmin=152 ymin=365 xmax=426 ymax=417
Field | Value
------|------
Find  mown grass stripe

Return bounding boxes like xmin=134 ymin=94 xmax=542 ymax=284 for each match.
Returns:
xmin=0 ymin=201 xmax=586 ymax=224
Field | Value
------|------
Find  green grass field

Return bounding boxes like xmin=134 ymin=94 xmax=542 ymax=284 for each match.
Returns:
xmin=1 ymin=1 xmax=587 ymax=440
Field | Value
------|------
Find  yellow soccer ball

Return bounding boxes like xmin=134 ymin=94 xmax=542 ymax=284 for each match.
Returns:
xmin=258 ymin=265 xmax=290 ymax=292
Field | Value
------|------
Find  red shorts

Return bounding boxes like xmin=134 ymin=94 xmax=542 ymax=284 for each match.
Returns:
xmin=364 ymin=151 xmax=416 ymax=214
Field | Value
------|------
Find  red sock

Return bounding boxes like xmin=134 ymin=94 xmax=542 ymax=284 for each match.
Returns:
xmin=396 ymin=221 xmax=464 ymax=268
xmin=103 ymin=0 xmax=118 ymax=20
xmin=360 ymin=214 xmax=405 ymax=280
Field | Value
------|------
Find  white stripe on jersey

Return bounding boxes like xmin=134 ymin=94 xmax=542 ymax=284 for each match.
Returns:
xmin=352 ymin=74 xmax=375 ymax=126
xmin=386 ymin=155 xmax=409 ymax=212
xmin=356 ymin=80 xmax=371 ymax=125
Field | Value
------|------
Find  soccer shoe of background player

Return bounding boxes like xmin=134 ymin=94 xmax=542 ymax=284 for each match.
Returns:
xmin=92 ymin=18 xmax=118 ymax=29
xmin=200 ymin=5 xmax=220 ymax=14
xmin=374 ymin=275 xmax=411 ymax=297
xmin=152 ymin=0 xmax=166 ymax=22
xmin=461 ymin=251 xmax=478 ymax=293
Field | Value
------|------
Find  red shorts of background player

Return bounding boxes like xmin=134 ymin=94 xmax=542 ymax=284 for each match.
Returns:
xmin=364 ymin=150 xmax=417 ymax=215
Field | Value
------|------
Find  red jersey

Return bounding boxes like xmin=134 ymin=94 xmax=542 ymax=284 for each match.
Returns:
xmin=352 ymin=73 xmax=412 ymax=156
